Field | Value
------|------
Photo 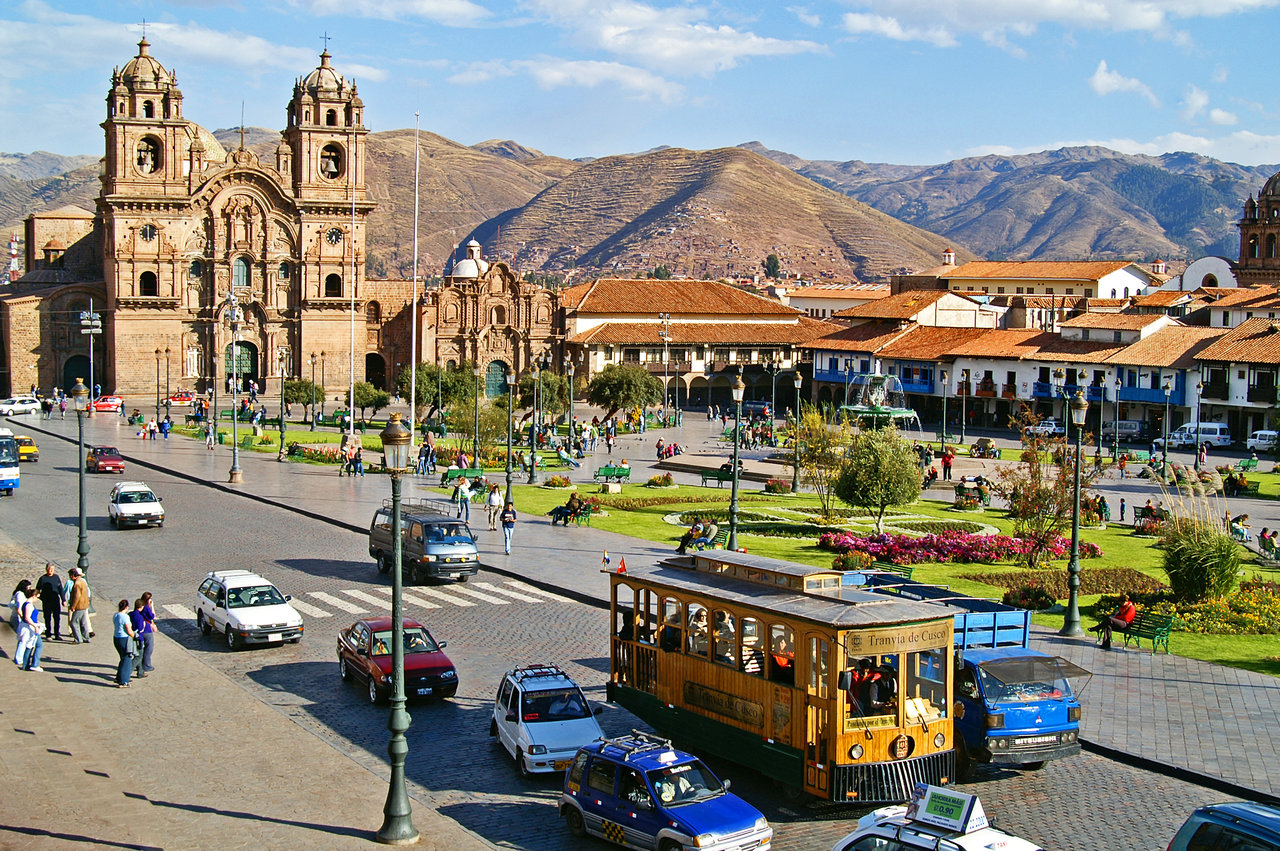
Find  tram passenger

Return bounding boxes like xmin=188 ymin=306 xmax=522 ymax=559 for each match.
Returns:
xmin=846 ymin=658 xmax=882 ymax=716
xmin=687 ymin=608 xmax=709 ymax=655
xmin=770 ymin=634 xmax=795 ymax=685
xmin=659 ymin=613 xmax=682 ymax=652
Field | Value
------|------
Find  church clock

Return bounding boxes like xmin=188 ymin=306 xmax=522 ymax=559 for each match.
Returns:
xmin=325 ymin=227 xmax=343 ymax=245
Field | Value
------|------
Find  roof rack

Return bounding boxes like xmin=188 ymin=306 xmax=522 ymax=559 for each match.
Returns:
xmin=381 ymin=497 xmax=436 ymax=513
xmin=511 ymin=664 xmax=568 ymax=683
xmin=599 ymin=730 xmax=675 ymax=761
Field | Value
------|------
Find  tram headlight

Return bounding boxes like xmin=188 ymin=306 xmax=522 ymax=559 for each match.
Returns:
xmin=933 ymin=732 xmax=946 ymax=748
xmin=848 ymin=744 xmax=864 ymax=760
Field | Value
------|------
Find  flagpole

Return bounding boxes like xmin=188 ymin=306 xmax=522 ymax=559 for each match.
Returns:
xmin=409 ymin=112 xmax=420 ymax=459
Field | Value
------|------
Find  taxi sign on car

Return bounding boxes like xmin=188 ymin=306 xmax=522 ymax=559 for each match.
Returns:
xmin=831 ymin=784 xmax=1043 ymax=851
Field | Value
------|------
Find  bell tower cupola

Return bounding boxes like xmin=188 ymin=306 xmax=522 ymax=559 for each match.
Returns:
xmin=101 ymin=38 xmax=191 ymax=195
xmin=283 ymin=50 xmax=368 ymax=202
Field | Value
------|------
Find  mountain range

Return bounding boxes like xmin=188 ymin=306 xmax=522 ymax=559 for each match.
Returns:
xmin=2 ymin=131 xmax=1273 ymax=282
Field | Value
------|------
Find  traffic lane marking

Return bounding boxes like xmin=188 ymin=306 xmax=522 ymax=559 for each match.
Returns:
xmin=308 ymin=591 xmax=366 ymax=613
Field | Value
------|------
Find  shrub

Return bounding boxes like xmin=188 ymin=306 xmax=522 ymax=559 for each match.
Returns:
xmin=965 ymin=568 xmax=1166 ymax=598
xmin=817 ymin=531 xmax=1102 ymax=565
xmin=646 ymin=472 xmax=675 ymax=487
xmin=764 ymin=478 xmax=791 ymax=494
xmin=893 ymin=519 xmax=984 ymax=535
xmin=832 ymin=550 xmax=873 ymax=571
xmin=1159 ymin=516 xmax=1242 ymax=601
xmin=1002 ymin=583 xmax=1056 ymax=611
xmin=1095 ymin=581 xmax=1280 ymax=635
xmin=545 ymin=474 xmax=573 ymax=488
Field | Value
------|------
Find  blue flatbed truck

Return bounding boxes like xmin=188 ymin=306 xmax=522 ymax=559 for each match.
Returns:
xmin=854 ymin=570 xmax=1090 ymax=780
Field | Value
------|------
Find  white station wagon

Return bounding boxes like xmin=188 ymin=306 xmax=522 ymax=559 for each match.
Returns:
xmin=490 ymin=664 xmax=604 ymax=776
xmin=195 ymin=570 xmax=304 ymax=650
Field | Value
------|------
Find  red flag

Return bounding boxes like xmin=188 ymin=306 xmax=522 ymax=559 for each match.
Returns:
xmin=617 ymin=557 xmax=627 ymax=574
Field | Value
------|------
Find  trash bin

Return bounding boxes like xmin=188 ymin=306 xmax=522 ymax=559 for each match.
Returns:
xmin=217 ymin=432 xmax=225 ymax=445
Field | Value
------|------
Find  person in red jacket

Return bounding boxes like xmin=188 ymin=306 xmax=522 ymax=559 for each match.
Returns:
xmin=1090 ymin=594 xmax=1137 ymax=649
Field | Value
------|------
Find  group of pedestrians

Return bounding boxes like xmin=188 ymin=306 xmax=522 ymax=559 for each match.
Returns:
xmin=9 ymin=563 xmax=94 ymax=673
xmin=111 ymin=593 xmax=157 ymax=688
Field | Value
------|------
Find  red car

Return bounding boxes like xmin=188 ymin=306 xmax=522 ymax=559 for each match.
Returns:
xmin=336 ymin=617 xmax=458 ymax=704
xmin=86 ymin=446 xmax=125 ymax=474
xmin=91 ymin=395 xmax=124 ymax=413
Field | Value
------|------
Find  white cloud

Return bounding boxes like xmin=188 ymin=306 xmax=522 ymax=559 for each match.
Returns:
xmin=1180 ymin=84 xmax=1209 ymax=121
xmin=449 ymin=56 xmax=683 ymax=102
xmin=1088 ymin=60 xmax=1159 ymax=107
xmin=842 ymin=12 xmax=957 ymax=46
xmin=288 ymin=0 xmax=489 ymax=27
xmin=787 ymin=6 xmax=822 ymax=27
xmin=1212 ymin=65 xmax=1230 ymax=84
xmin=519 ymin=0 xmax=823 ymax=76
xmin=1209 ymin=108 xmax=1238 ymax=125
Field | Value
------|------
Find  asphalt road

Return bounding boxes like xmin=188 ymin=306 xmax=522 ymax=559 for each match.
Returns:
xmin=3 ymin=430 xmax=1242 ymax=850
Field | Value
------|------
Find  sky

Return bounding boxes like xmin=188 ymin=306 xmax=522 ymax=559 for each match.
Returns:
xmin=5 ymin=0 xmax=1280 ymax=167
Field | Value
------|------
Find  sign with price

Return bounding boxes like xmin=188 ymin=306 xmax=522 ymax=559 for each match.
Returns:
xmin=906 ymin=783 xmax=989 ymax=834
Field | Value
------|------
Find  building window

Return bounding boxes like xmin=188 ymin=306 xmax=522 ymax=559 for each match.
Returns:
xmin=232 ymin=257 xmax=250 ymax=289
xmin=622 ymin=348 xmax=640 ymax=363
xmin=1113 ymin=331 xmax=1122 ymax=343
xmin=325 ymin=273 xmax=342 ymax=297
xmin=366 ymin=301 xmax=381 ymax=325
xmin=278 ymin=262 xmax=290 ymax=280
xmin=325 ymin=109 xmax=337 ymax=127
xmin=139 ymin=271 xmax=158 ymax=296
xmin=189 ymin=260 xmax=202 ymax=277
xmin=1085 ymin=289 xmax=1093 ymax=297
xmin=1269 ymin=235 xmax=1277 ymax=258
xmin=490 ymin=305 xmax=506 ymax=325
xmin=1222 ymin=311 xmax=1229 ymax=326
xmin=1065 ymin=288 xmax=1074 ymax=295
xmin=142 ymin=100 xmax=154 ymax=118
xmin=1081 ymin=329 xmax=1090 ymax=341
xmin=997 ymin=287 xmax=1005 ymax=294
xmin=1015 ymin=287 xmax=1023 ymax=294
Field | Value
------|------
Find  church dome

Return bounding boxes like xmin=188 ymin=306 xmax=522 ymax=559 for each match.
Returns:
xmin=1262 ymin=172 xmax=1280 ymax=199
xmin=450 ymin=239 xmax=489 ymax=279
xmin=120 ymin=38 xmax=174 ymax=89
xmin=301 ymin=50 xmax=345 ymax=95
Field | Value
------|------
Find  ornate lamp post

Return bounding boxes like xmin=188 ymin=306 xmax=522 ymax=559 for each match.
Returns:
xmin=527 ymin=362 xmax=540 ymax=484
xmin=225 ymin=291 xmax=243 ymax=484
xmin=72 ymin=378 xmax=90 ymax=573
xmin=472 ymin=365 xmax=483 ymax=463
xmin=1060 ymin=391 xmax=1089 ymax=637
xmin=505 ymin=370 xmax=516 ymax=505
xmin=1162 ymin=380 xmax=1172 ymax=473
xmin=727 ymin=374 xmax=745 ymax=551
xmin=1195 ymin=377 xmax=1204 ymax=470
xmin=1114 ymin=374 xmax=1122 ymax=460
xmin=375 ymin=414 xmax=418 ymax=846
xmin=309 ymin=353 xmax=317 ymax=432
xmin=565 ymin=356 xmax=576 ymax=449
xmin=843 ymin=358 xmax=854 ymax=408
xmin=1053 ymin=367 xmax=1067 ymax=441
xmin=791 ymin=372 xmax=802 ymax=493
xmin=940 ymin=367 xmax=949 ymax=452
xmin=278 ymin=350 xmax=289 ymax=462
xmin=154 ymin=348 xmax=162 ymax=420
xmin=960 ymin=368 xmax=969 ymax=443
xmin=164 ymin=347 xmax=171 ymax=418
xmin=765 ymin=359 xmax=781 ymax=423
xmin=320 ymin=351 xmax=327 ymax=420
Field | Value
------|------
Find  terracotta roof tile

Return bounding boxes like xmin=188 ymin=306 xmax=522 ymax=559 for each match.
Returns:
xmin=1058 ymin=313 xmax=1173 ymax=330
xmin=1029 ymin=335 xmax=1128 ymax=363
xmin=570 ymin=316 xmax=835 ymax=346
xmin=1195 ymin=317 xmax=1280 ymax=365
xmin=798 ymin=321 xmax=914 ymax=353
xmin=945 ymin=260 xmax=1141 ymax=281
xmin=943 ymin=329 xmax=1046 ymax=359
xmin=1105 ymin=326 xmax=1224 ymax=369
xmin=875 ymin=326 xmax=992 ymax=361
xmin=563 ymin=278 xmax=799 ymax=317
xmin=786 ymin=283 xmax=890 ymax=300
xmin=986 ymin=296 xmax=1086 ymax=310
xmin=1204 ymin=285 xmax=1279 ymax=310
xmin=1134 ymin=291 xmax=1192 ymax=307
xmin=833 ymin=289 xmax=951 ymax=319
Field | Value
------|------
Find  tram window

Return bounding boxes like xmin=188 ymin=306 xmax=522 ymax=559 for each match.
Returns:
xmin=637 ymin=589 xmax=656 ymax=645
xmin=842 ymin=653 xmax=898 ymax=720
xmin=712 ymin=609 xmax=735 ymax=666
xmin=741 ymin=617 xmax=765 ymax=677
xmin=659 ymin=598 xmax=682 ymax=652
xmin=807 ymin=637 xmax=830 ymax=698
xmin=904 ymin=649 xmax=947 ymax=724
xmin=769 ymin=624 xmax=794 ymax=684
xmin=586 ymin=759 xmax=617 ymax=795
xmin=687 ymin=604 xmax=709 ymax=656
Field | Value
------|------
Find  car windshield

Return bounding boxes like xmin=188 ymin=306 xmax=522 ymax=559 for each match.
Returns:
xmin=647 ymin=760 xmax=725 ymax=806
xmin=96 ymin=447 xmax=121 ymax=457
xmin=226 ymin=584 xmax=286 ymax=609
xmin=424 ymin=523 xmax=474 ymax=544
xmin=118 ymin=490 xmax=157 ymax=504
xmin=977 ymin=659 xmax=1074 ymax=705
xmin=370 ymin=627 xmax=437 ymax=656
xmin=521 ymin=687 xmax=591 ymax=722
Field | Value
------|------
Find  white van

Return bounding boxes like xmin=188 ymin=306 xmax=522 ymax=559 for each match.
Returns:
xmin=1248 ymin=430 xmax=1278 ymax=452
xmin=1158 ymin=423 xmax=1231 ymax=449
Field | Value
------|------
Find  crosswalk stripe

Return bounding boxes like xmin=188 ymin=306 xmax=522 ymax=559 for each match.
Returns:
xmin=309 ymin=591 xmax=366 ymax=614
xmin=343 ymin=589 xmax=392 ymax=610
xmin=162 ymin=603 xmax=196 ymax=621
xmin=473 ymin=582 xmax=543 ymax=602
xmin=504 ymin=580 xmax=573 ymax=603
xmin=446 ymin=585 xmax=511 ymax=605
xmin=399 ymin=591 xmax=442 ymax=610
xmin=289 ymin=600 xmax=331 ymax=618
xmin=413 ymin=587 xmax=477 ymax=607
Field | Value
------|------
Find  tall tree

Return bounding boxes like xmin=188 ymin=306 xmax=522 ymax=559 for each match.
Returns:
xmin=651 ymin=264 xmax=673 ymax=280
xmin=833 ymin=426 xmax=922 ymax=533
xmin=762 ymin=253 xmax=781 ymax=279
xmin=397 ymin=361 xmax=477 ymax=421
xmin=347 ymin=381 xmax=390 ymax=421
xmin=794 ymin=406 xmax=851 ymax=519
xmin=517 ymin=371 xmax=570 ymax=422
xmin=585 ymin=363 xmax=662 ymax=420
xmin=283 ymin=379 xmax=321 ymax=422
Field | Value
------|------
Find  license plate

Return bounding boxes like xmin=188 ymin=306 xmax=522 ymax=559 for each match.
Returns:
xmin=416 ymin=687 xmax=433 ymax=696
xmin=267 ymin=633 xmax=282 ymax=642
xmin=553 ymin=760 xmax=571 ymax=771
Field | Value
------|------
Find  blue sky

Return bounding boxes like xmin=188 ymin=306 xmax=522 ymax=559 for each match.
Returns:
xmin=5 ymin=0 xmax=1280 ymax=166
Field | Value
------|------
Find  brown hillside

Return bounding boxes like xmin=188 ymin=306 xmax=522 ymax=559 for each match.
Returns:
xmin=469 ymin=146 xmax=968 ymax=282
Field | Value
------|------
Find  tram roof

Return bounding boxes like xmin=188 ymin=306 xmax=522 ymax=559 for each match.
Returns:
xmin=622 ymin=558 xmax=950 ymax=629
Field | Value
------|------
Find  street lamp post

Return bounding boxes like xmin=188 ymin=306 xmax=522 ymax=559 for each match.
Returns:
xmin=843 ymin=358 xmax=853 ymax=408
xmin=375 ymin=414 xmax=418 ymax=846
xmin=527 ymin=363 xmax=540 ymax=484
xmin=505 ymin=370 xmax=516 ymax=505
xmin=1195 ymin=377 xmax=1204 ymax=470
xmin=565 ymin=357 xmax=576 ymax=451
xmin=727 ymin=374 xmax=745 ymax=552
xmin=473 ymin=366 xmax=483 ymax=463
xmin=1162 ymin=381 xmax=1172 ymax=474
xmin=1053 ymin=367 xmax=1067 ymax=442
xmin=320 ymin=351 xmax=327 ymax=420
xmin=278 ymin=350 xmax=288 ymax=462
xmin=765 ymin=359 xmax=781 ymax=424
xmin=164 ymin=347 xmax=171 ymax=416
xmin=960 ymin=369 xmax=968 ymax=443
xmin=940 ymin=368 xmax=949 ymax=452
xmin=72 ymin=378 xmax=89 ymax=573
xmin=154 ymin=349 xmax=161 ymax=420
xmin=1060 ymin=391 xmax=1088 ymax=637
xmin=791 ymin=372 xmax=802 ymax=493
xmin=1114 ymin=375 xmax=1122 ymax=460
xmin=79 ymin=308 xmax=101 ymax=418
xmin=309 ymin=354 xmax=317 ymax=432
xmin=225 ymin=292 xmax=243 ymax=484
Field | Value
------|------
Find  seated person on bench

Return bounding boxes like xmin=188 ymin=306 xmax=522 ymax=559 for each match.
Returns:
xmin=1088 ymin=593 xmax=1136 ymax=649
xmin=548 ymin=493 xmax=581 ymax=526
xmin=691 ymin=522 xmax=719 ymax=550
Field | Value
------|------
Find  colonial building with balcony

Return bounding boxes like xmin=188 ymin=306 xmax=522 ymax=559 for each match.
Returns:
xmin=1194 ymin=318 xmax=1280 ymax=436
xmin=832 ymin=289 xmax=1002 ymax=329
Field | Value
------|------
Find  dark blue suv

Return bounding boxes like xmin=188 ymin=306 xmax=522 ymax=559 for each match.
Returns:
xmin=561 ymin=732 xmax=772 ymax=851
xmin=1168 ymin=803 xmax=1280 ymax=850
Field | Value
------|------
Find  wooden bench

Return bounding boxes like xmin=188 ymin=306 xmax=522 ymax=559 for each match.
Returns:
xmin=1239 ymin=481 xmax=1262 ymax=497
xmin=593 ymin=465 xmax=631 ymax=483
xmin=871 ymin=561 xmax=915 ymax=580
xmin=1237 ymin=458 xmax=1260 ymax=472
xmin=1121 ymin=612 xmax=1174 ymax=653
xmin=935 ymin=431 xmax=961 ymax=446
xmin=706 ymin=528 xmax=729 ymax=550
xmin=700 ymin=468 xmax=736 ymax=487
xmin=441 ymin=467 xmax=483 ymax=486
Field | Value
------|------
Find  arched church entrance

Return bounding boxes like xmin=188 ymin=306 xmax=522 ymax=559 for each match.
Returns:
xmin=365 ymin=353 xmax=387 ymax=390
xmin=225 ymin=341 xmax=259 ymax=393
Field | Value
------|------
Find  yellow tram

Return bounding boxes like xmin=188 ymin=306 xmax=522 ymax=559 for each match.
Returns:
xmin=606 ymin=550 xmax=955 ymax=803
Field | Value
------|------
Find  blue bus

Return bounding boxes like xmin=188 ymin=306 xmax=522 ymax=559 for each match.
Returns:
xmin=0 ymin=428 xmax=18 ymax=495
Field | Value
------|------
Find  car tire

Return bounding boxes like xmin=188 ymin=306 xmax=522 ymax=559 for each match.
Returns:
xmin=197 ymin=611 xmax=211 ymax=636
xmin=340 ymin=657 xmax=351 ymax=681
xmin=564 ymin=806 xmax=586 ymax=838
xmin=457 ymin=574 xmax=469 ymax=583
xmin=660 ymin=840 xmax=682 ymax=851
xmin=376 ymin=552 xmax=391 ymax=575
xmin=954 ymin=737 xmax=974 ymax=782
xmin=489 ymin=719 xmax=498 ymax=737
xmin=516 ymin=748 xmax=532 ymax=779
xmin=368 ymin=678 xmax=381 ymax=704
xmin=225 ymin=627 xmax=240 ymax=651
xmin=109 ymin=514 xmax=117 ymax=528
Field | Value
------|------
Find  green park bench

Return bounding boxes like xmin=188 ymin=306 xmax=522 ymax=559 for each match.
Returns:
xmin=935 ymin=431 xmax=961 ymax=446
xmin=871 ymin=561 xmax=915 ymax=580
xmin=239 ymin=434 xmax=256 ymax=449
xmin=219 ymin=409 xmax=254 ymax=422
xmin=593 ymin=465 xmax=631 ymax=483
xmin=1237 ymin=458 xmax=1260 ymax=472
xmin=953 ymin=482 xmax=990 ymax=506
xmin=1123 ymin=450 xmax=1151 ymax=464
xmin=261 ymin=416 xmax=282 ymax=429
xmin=441 ymin=467 xmax=483 ymax=487
xmin=420 ymin=423 xmax=446 ymax=437
xmin=184 ymin=413 xmax=203 ymax=425
xmin=1120 ymin=612 xmax=1174 ymax=653
xmin=1239 ymin=481 xmax=1262 ymax=497
xmin=571 ymin=505 xmax=595 ymax=527
xmin=700 ymin=468 xmax=735 ymax=487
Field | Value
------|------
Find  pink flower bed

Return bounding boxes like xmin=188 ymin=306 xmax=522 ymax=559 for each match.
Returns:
xmin=817 ymin=530 xmax=1102 ymax=565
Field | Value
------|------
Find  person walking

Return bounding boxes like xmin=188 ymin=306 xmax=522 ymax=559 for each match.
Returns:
xmin=485 ymin=483 xmax=503 ymax=531
xmin=1119 ymin=498 xmax=1127 ymax=525
xmin=10 ymin=579 xmax=32 ymax=632
xmin=454 ymin=477 xmax=472 ymax=523
xmin=500 ymin=501 xmax=517 ymax=555
xmin=113 ymin=600 xmax=137 ymax=688
xmin=58 ymin=396 xmax=66 ymax=420
xmin=128 ymin=599 xmax=148 ymax=679
xmin=940 ymin=448 xmax=955 ymax=481
xmin=35 ymin=563 xmax=64 ymax=641
xmin=66 ymin=568 xmax=91 ymax=643
xmin=352 ymin=446 xmax=365 ymax=477
xmin=205 ymin=421 xmax=216 ymax=450
xmin=15 ymin=586 xmax=43 ymax=671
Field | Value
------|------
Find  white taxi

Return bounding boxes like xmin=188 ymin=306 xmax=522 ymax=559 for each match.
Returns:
xmin=832 ymin=785 xmax=1043 ymax=851
xmin=489 ymin=664 xmax=604 ymax=776
xmin=108 ymin=481 xmax=164 ymax=528
xmin=195 ymin=570 xmax=304 ymax=650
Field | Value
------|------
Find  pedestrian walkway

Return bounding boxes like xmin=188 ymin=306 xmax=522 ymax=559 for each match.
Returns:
xmin=0 ymin=534 xmax=489 ymax=851
xmin=17 ymin=411 xmax=1280 ymax=803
